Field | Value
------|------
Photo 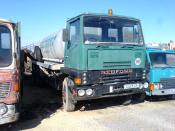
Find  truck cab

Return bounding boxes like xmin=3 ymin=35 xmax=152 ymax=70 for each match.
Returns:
xmin=62 ymin=13 xmax=148 ymax=111
xmin=146 ymin=48 xmax=175 ymax=96
xmin=0 ymin=19 xmax=21 ymax=124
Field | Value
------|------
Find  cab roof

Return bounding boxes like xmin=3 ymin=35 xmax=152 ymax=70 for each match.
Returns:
xmin=0 ymin=18 xmax=13 ymax=24
xmin=146 ymin=48 xmax=175 ymax=53
xmin=68 ymin=13 xmax=140 ymax=22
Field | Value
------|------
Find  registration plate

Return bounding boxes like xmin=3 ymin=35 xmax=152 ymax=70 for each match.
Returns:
xmin=169 ymin=89 xmax=175 ymax=93
xmin=124 ymin=83 xmax=140 ymax=89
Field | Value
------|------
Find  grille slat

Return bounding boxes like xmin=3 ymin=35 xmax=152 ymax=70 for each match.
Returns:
xmin=0 ymin=82 xmax=10 ymax=100
xmin=103 ymin=61 xmax=131 ymax=68
xmin=161 ymin=78 xmax=175 ymax=89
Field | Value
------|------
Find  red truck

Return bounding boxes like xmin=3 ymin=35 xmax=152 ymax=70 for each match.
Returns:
xmin=0 ymin=18 xmax=22 ymax=125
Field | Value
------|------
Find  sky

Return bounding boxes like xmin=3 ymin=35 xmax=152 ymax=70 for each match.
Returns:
xmin=0 ymin=0 xmax=174 ymax=46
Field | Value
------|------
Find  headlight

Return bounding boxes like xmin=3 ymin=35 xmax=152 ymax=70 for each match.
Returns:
xmin=135 ymin=58 xmax=142 ymax=66
xmin=0 ymin=104 xmax=7 ymax=115
xmin=160 ymin=84 xmax=163 ymax=89
xmin=86 ymin=89 xmax=93 ymax=96
xmin=154 ymin=83 xmax=163 ymax=90
xmin=78 ymin=89 xmax=85 ymax=97
xmin=144 ymin=82 xmax=149 ymax=88
xmin=154 ymin=83 xmax=159 ymax=90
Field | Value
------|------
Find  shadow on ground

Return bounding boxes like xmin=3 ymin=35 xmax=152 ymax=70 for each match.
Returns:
xmin=0 ymin=75 xmax=61 ymax=131
xmin=0 ymin=75 xmax=143 ymax=131
xmin=1 ymin=75 xmax=174 ymax=131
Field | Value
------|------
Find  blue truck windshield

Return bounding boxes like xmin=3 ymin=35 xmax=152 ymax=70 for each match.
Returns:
xmin=83 ymin=16 xmax=144 ymax=45
xmin=0 ymin=25 xmax=12 ymax=67
xmin=149 ymin=53 xmax=175 ymax=68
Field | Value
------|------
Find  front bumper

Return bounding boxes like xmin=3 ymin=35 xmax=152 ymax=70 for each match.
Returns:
xmin=151 ymin=89 xmax=175 ymax=96
xmin=73 ymin=82 xmax=148 ymax=101
xmin=0 ymin=104 xmax=19 ymax=125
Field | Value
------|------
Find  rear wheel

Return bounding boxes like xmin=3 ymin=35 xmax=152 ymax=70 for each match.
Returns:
xmin=62 ymin=78 xmax=75 ymax=112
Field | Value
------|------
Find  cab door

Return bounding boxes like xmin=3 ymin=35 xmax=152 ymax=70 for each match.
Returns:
xmin=64 ymin=19 xmax=81 ymax=69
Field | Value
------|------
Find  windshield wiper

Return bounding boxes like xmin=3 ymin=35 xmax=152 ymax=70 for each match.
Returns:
xmin=168 ymin=65 xmax=175 ymax=68
xmin=121 ymin=44 xmax=142 ymax=47
xmin=153 ymin=64 xmax=175 ymax=69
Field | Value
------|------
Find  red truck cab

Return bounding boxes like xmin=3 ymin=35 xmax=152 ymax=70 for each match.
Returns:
xmin=0 ymin=18 xmax=22 ymax=125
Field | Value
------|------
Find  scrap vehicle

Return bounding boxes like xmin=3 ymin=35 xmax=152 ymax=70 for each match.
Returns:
xmin=0 ymin=18 xmax=22 ymax=124
xmin=31 ymin=10 xmax=148 ymax=111
xmin=146 ymin=48 xmax=175 ymax=97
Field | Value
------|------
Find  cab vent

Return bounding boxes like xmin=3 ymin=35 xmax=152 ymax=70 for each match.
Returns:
xmin=0 ymin=82 xmax=11 ymax=100
xmin=103 ymin=61 xmax=131 ymax=68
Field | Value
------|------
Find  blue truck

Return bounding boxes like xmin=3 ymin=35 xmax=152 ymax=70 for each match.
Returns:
xmin=146 ymin=48 xmax=175 ymax=97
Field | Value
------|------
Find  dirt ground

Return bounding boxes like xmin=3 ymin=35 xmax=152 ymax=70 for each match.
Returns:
xmin=1 ymin=75 xmax=175 ymax=131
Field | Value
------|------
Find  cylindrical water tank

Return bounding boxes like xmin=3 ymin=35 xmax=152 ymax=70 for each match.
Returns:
xmin=38 ymin=30 xmax=65 ymax=60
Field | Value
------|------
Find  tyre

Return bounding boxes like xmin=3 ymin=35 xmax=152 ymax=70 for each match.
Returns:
xmin=120 ymin=95 xmax=132 ymax=106
xmin=133 ymin=93 xmax=146 ymax=103
xmin=62 ymin=78 xmax=75 ymax=112
xmin=32 ymin=64 xmax=41 ymax=85
xmin=165 ymin=95 xmax=174 ymax=100
xmin=34 ymin=46 xmax=43 ymax=62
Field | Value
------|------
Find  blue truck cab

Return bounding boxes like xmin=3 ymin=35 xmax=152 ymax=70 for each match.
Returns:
xmin=146 ymin=48 xmax=175 ymax=96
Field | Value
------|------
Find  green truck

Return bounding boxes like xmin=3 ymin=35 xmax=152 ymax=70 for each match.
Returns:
xmin=32 ymin=12 xmax=148 ymax=111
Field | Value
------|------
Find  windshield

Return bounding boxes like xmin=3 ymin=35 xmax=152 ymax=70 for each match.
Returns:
xmin=83 ymin=16 xmax=144 ymax=45
xmin=149 ymin=53 xmax=175 ymax=68
xmin=0 ymin=25 xmax=12 ymax=67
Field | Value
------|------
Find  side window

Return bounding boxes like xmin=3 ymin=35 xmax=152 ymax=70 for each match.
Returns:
xmin=70 ymin=19 xmax=80 ymax=45
xmin=167 ymin=54 xmax=175 ymax=65
xmin=1 ymin=33 xmax=11 ymax=49
xmin=0 ymin=26 xmax=12 ymax=67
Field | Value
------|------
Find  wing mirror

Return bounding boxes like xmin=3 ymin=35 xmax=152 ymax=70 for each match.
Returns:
xmin=62 ymin=28 xmax=70 ymax=42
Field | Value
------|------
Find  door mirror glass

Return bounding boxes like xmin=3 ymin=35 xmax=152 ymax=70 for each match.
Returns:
xmin=62 ymin=28 xmax=69 ymax=42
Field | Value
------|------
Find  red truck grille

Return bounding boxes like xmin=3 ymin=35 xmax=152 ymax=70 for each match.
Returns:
xmin=0 ymin=82 xmax=11 ymax=100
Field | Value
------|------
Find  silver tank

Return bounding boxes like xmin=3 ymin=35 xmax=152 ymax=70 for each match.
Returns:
xmin=39 ymin=30 xmax=65 ymax=60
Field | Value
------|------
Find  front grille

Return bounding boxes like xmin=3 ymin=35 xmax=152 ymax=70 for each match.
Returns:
xmin=100 ymin=73 xmax=142 ymax=84
xmin=0 ymin=82 xmax=11 ymax=100
xmin=87 ymin=69 xmax=144 ymax=85
xmin=161 ymin=78 xmax=175 ymax=89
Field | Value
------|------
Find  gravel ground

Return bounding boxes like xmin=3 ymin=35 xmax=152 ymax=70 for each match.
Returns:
xmin=1 ymin=77 xmax=175 ymax=131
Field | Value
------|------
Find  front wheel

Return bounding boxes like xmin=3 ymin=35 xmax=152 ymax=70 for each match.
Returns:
xmin=62 ymin=78 xmax=75 ymax=112
xmin=133 ymin=93 xmax=146 ymax=103
xmin=120 ymin=95 xmax=132 ymax=106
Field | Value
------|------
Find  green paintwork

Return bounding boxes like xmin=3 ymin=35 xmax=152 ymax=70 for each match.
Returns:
xmin=87 ymin=45 xmax=145 ymax=70
xmin=64 ymin=14 xmax=146 ymax=71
